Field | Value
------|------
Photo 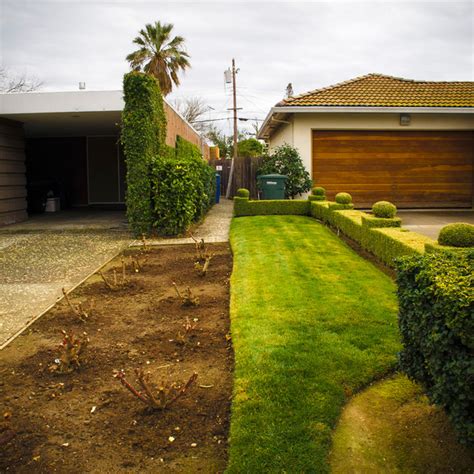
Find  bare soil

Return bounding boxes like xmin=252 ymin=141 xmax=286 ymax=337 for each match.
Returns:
xmin=0 ymin=243 xmax=233 ymax=473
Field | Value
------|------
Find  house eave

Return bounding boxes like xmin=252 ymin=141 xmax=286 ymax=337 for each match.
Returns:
xmin=257 ymin=105 xmax=474 ymax=140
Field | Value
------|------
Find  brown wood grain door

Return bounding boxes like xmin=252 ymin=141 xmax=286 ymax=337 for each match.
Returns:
xmin=312 ymin=130 xmax=474 ymax=208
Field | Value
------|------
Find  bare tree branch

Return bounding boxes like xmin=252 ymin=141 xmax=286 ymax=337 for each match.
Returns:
xmin=0 ymin=67 xmax=43 ymax=93
xmin=173 ymin=97 xmax=209 ymax=132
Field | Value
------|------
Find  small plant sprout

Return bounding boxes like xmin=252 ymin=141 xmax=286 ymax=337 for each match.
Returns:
xmin=50 ymin=330 xmax=89 ymax=374
xmin=114 ymin=368 xmax=198 ymax=410
xmin=141 ymin=233 xmax=149 ymax=252
xmin=130 ymin=254 xmax=146 ymax=273
xmin=99 ymin=258 xmax=128 ymax=290
xmin=194 ymin=254 xmax=213 ymax=277
xmin=190 ymin=233 xmax=207 ymax=262
xmin=176 ymin=317 xmax=198 ymax=345
xmin=62 ymin=287 xmax=93 ymax=323
xmin=172 ymin=282 xmax=199 ymax=307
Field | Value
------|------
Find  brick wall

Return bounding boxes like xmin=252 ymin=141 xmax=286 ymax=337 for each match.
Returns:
xmin=164 ymin=102 xmax=210 ymax=160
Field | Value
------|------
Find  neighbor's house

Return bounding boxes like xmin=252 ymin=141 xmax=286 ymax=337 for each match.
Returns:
xmin=0 ymin=90 xmax=209 ymax=226
xmin=258 ymin=74 xmax=474 ymax=208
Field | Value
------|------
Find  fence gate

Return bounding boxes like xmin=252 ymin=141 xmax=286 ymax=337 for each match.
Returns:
xmin=210 ymin=156 xmax=263 ymax=199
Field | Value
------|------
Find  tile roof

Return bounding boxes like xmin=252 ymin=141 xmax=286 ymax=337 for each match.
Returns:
xmin=277 ymin=73 xmax=474 ymax=108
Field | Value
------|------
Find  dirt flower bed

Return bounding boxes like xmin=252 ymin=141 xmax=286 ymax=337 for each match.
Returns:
xmin=0 ymin=243 xmax=233 ymax=473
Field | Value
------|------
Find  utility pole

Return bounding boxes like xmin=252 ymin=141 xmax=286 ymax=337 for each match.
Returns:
xmin=226 ymin=58 xmax=240 ymax=199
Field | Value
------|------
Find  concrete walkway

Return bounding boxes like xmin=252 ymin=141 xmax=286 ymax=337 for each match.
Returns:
xmin=131 ymin=198 xmax=234 ymax=247
xmin=0 ymin=214 xmax=131 ymax=348
xmin=0 ymin=201 xmax=233 ymax=348
xmin=399 ymin=210 xmax=474 ymax=240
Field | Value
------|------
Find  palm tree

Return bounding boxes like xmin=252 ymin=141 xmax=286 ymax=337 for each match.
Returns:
xmin=126 ymin=21 xmax=190 ymax=95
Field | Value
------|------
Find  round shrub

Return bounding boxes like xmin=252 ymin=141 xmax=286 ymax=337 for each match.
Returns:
xmin=438 ymin=223 xmax=474 ymax=248
xmin=372 ymin=201 xmax=397 ymax=218
xmin=312 ymin=186 xmax=326 ymax=196
xmin=335 ymin=192 xmax=352 ymax=205
xmin=236 ymin=188 xmax=250 ymax=198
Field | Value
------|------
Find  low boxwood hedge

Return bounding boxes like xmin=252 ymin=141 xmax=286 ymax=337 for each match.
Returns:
xmin=362 ymin=215 xmax=402 ymax=228
xmin=329 ymin=210 xmax=366 ymax=243
xmin=308 ymin=195 xmax=326 ymax=201
xmin=397 ymin=251 xmax=474 ymax=445
xmin=234 ymin=197 xmax=310 ymax=217
xmin=438 ymin=223 xmax=474 ymax=248
xmin=361 ymin=228 xmax=433 ymax=266
xmin=309 ymin=201 xmax=331 ymax=221
xmin=425 ymin=242 xmax=474 ymax=256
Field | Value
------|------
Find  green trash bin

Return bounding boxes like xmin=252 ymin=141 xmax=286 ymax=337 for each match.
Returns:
xmin=257 ymin=174 xmax=288 ymax=200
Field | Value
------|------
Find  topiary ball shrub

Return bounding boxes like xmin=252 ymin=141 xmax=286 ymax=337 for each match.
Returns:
xmin=372 ymin=201 xmax=397 ymax=219
xmin=312 ymin=186 xmax=326 ymax=196
xmin=335 ymin=192 xmax=352 ymax=205
xmin=236 ymin=188 xmax=250 ymax=199
xmin=438 ymin=223 xmax=474 ymax=248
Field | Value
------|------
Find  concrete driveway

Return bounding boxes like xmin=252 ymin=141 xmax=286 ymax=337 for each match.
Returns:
xmin=398 ymin=210 xmax=474 ymax=240
xmin=0 ymin=211 xmax=131 ymax=348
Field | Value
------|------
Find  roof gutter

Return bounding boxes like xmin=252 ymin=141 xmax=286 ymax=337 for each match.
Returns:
xmin=258 ymin=105 xmax=474 ymax=139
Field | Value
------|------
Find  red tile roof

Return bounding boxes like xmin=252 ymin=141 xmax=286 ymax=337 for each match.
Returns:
xmin=277 ymin=73 xmax=474 ymax=108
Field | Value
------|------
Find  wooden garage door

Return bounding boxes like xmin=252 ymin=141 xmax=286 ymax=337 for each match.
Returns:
xmin=312 ymin=131 xmax=473 ymax=208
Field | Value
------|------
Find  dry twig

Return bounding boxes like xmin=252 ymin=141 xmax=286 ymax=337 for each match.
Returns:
xmin=114 ymin=369 xmax=198 ymax=410
xmin=194 ymin=254 xmax=213 ymax=277
xmin=62 ymin=288 xmax=93 ymax=322
xmin=172 ymin=282 xmax=199 ymax=307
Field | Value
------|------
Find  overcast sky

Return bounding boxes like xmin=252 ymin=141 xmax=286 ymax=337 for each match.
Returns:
xmin=1 ymin=0 xmax=472 ymax=134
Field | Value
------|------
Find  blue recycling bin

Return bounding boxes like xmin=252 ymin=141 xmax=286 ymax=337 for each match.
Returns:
xmin=215 ymin=173 xmax=221 ymax=203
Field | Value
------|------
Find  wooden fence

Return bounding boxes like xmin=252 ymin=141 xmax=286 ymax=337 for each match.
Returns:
xmin=210 ymin=156 xmax=263 ymax=199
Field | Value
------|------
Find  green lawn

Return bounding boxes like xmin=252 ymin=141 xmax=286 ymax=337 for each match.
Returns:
xmin=227 ymin=216 xmax=401 ymax=473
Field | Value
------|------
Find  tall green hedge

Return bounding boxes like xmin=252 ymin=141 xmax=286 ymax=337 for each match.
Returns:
xmin=152 ymin=138 xmax=215 ymax=235
xmin=397 ymin=252 xmax=474 ymax=444
xmin=121 ymin=72 xmax=166 ymax=235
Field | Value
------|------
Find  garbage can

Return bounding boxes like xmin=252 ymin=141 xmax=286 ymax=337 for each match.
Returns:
xmin=215 ymin=173 xmax=221 ymax=204
xmin=257 ymin=174 xmax=287 ymax=200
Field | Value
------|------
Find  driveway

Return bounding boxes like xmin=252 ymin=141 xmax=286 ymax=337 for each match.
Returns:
xmin=398 ymin=210 xmax=474 ymax=240
xmin=0 ymin=211 xmax=131 ymax=348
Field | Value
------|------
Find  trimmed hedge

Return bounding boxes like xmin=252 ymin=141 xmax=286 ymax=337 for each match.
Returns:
xmin=329 ymin=210 xmax=365 ymax=243
xmin=362 ymin=215 xmax=402 ymax=229
xmin=438 ymin=223 xmax=474 ymax=248
xmin=425 ymin=242 xmax=474 ymax=256
xmin=236 ymin=188 xmax=250 ymax=198
xmin=234 ymin=197 xmax=310 ymax=217
xmin=308 ymin=195 xmax=326 ymax=201
xmin=152 ymin=152 xmax=215 ymax=235
xmin=310 ymin=201 xmax=330 ymax=221
xmin=122 ymin=71 xmax=166 ymax=235
xmin=362 ymin=228 xmax=433 ymax=266
xmin=328 ymin=202 xmax=354 ymax=212
xmin=397 ymin=252 xmax=474 ymax=444
xmin=312 ymin=186 xmax=326 ymax=197
xmin=335 ymin=192 xmax=352 ymax=204
xmin=372 ymin=201 xmax=397 ymax=218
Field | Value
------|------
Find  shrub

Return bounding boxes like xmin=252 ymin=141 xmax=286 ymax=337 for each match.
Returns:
xmin=234 ymin=198 xmax=310 ymax=217
xmin=312 ymin=186 xmax=326 ymax=196
xmin=425 ymin=242 xmax=473 ymax=256
xmin=236 ymin=188 xmax=250 ymax=198
xmin=438 ymin=223 xmax=474 ymax=248
xmin=362 ymin=228 xmax=433 ymax=267
xmin=121 ymin=71 xmax=166 ymax=235
xmin=310 ymin=201 xmax=330 ymax=221
xmin=372 ymin=201 xmax=397 ymax=219
xmin=362 ymin=215 xmax=402 ymax=229
xmin=328 ymin=202 xmax=354 ymax=212
xmin=335 ymin=192 xmax=352 ymax=205
xmin=329 ymin=210 xmax=365 ymax=243
xmin=258 ymin=144 xmax=312 ymax=198
xmin=308 ymin=195 xmax=326 ymax=201
xmin=152 ymin=153 xmax=215 ymax=235
xmin=396 ymin=252 xmax=474 ymax=444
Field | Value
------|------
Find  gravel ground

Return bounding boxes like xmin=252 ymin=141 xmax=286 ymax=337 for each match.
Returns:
xmin=0 ymin=230 xmax=131 ymax=347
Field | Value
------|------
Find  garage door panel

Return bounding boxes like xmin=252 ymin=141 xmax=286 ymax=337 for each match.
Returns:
xmin=312 ymin=140 xmax=470 ymax=155
xmin=312 ymin=130 xmax=473 ymax=208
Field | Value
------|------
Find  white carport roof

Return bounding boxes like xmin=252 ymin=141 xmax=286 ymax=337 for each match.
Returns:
xmin=0 ymin=90 xmax=123 ymax=137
